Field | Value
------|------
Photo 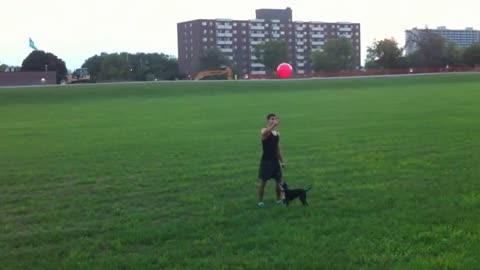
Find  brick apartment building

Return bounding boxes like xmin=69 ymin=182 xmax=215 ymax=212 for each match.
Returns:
xmin=178 ymin=8 xmax=361 ymax=77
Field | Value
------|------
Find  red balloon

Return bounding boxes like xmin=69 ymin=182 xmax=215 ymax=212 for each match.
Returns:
xmin=277 ymin=63 xmax=293 ymax=79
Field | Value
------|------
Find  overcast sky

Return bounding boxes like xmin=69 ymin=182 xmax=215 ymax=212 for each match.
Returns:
xmin=2 ymin=0 xmax=479 ymax=69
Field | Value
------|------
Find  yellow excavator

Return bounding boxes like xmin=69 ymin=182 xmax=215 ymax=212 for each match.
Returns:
xmin=194 ymin=66 xmax=234 ymax=80
xmin=67 ymin=68 xmax=91 ymax=83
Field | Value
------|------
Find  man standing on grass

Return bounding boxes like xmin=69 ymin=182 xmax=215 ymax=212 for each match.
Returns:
xmin=257 ymin=113 xmax=285 ymax=207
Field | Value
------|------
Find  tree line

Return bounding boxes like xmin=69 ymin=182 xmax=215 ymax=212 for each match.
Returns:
xmin=4 ymin=51 xmax=184 ymax=83
xmin=82 ymin=53 xmax=183 ymax=82
xmin=366 ymin=30 xmax=480 ymax=70
xmin=6 ymin=27 xmax=480 ymax=82
xmin=203 ymin=27 xmax=480 ymax=74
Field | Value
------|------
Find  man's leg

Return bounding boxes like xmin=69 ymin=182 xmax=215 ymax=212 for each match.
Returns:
xmin=275 ymin=178 xmax=282 ymax=201
xmin=258 ymin=179 xmax=267 ymax=203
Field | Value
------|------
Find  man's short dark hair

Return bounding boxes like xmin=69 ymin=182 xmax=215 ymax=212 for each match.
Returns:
xmin=267 ymin=113 xmax=276 ymax=120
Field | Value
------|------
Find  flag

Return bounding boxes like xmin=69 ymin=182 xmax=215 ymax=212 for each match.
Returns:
xmin=29 ymin=38 xmax=37 ymax=50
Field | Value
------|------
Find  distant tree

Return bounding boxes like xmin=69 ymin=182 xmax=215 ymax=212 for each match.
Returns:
xmin=406 ymin=29 xmax=447 ymax=68
xmin=406 ymin=28 xmax=469 ymax=68
xmin=145 ymin=53 xmax=180 ymax=80
xmin=82 ymin=52 xmax=181 ymax=81
xmin=396 ymin=56 xmax=410 ymax=69
xmin=364 ymin=60 xmax=380 ymax=70
xmin=82 ymin=54 xmax=102 ymax=81
xmin=442 ymin=41 xmax=465 ymax=67
xmin=463 ymin=43 xmax=480 ymax=67
xmin=312 ymin=37 xmax=354 ymax=72
xmin=21 ymin=50 xmax=67 ymax=83
xmin=100 ymin=53 xmax=129 ymax=81
xmin=367 ymin=39 xmax=404 ymax=69
xmin=311 ymin=50 xmax=330 ymax=71
xmin=418 ymin=33 xmax=445 ymax=68
xmin=194 ymin=48 xmax=230 ymax=73
xmin=254 ymin=40 xmax=289 ymax=74
xmin=0 ymin=63 xmax=8 ymax=72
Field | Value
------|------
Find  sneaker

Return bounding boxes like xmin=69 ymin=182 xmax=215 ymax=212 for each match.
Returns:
xmin=276 ymin=200 xmax=284 ymax=205
xmin=258 ymin=201 xmax=265 ymax=208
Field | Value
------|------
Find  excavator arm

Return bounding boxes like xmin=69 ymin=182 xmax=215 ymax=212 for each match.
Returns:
xmin=194 ymin=67 xmax=233 ymax=80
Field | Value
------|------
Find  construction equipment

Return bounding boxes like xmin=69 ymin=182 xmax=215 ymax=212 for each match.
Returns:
xmin=194 ymin=66 xmax=234 ymax=80
xmin=67 ymin=68 xmax=91 ymax=83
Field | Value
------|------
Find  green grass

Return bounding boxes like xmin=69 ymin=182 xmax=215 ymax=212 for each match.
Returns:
xmin=1 ymin=74 xmax=480 ymax=269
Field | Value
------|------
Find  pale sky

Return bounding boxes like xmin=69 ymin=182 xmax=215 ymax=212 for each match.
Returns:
xmin=2 ymin=0 xmax=479 ymax=69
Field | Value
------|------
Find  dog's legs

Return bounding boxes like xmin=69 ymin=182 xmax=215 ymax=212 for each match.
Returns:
xmin=300 ymin=193 xmax=308 ymax=206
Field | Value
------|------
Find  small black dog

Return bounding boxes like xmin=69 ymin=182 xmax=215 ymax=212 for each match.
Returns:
xmin=280 ymin=181 xmax=311 ymax=206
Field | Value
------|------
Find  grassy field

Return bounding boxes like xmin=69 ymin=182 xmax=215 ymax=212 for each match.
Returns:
xmin=1 ymin=74 xmax=480 ymax=269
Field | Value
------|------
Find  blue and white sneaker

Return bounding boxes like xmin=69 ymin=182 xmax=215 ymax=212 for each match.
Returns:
xmin=258 ymin=201 xmax=265 ymax=208
xmin=276 ymin=200 xmax=284 ymax=206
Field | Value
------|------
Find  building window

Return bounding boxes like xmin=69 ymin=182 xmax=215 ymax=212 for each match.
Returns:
xmin=233 ymin=30 xmax=237 ymax=34
xmin=242 ymin=22 xmax=246 ymax=26
xmin=233 ymin=23 xmax=237 ymax=26
xmin=202 ymin=22 xmax=207 ymax=26
xmin=203 ymin=37 xmax=207 ymax=42
xmin=203 ymin=30 xmax=207 ymax=34
xmin=209 ymin=22 xmax=213 ymax=26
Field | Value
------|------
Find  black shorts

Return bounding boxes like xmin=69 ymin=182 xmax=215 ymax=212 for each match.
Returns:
xmin=258 ymin=159 xmax=282 ymax=181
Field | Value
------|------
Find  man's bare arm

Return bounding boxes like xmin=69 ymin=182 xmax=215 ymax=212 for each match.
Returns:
xmin=261 ymin=123 xmax=276 ymax=140
xmin=277 ymin=143 xmax=285 ymax=167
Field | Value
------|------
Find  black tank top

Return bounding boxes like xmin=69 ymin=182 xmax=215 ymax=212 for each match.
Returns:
xmin=261 ymin=132 xmax=279 ymax=161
